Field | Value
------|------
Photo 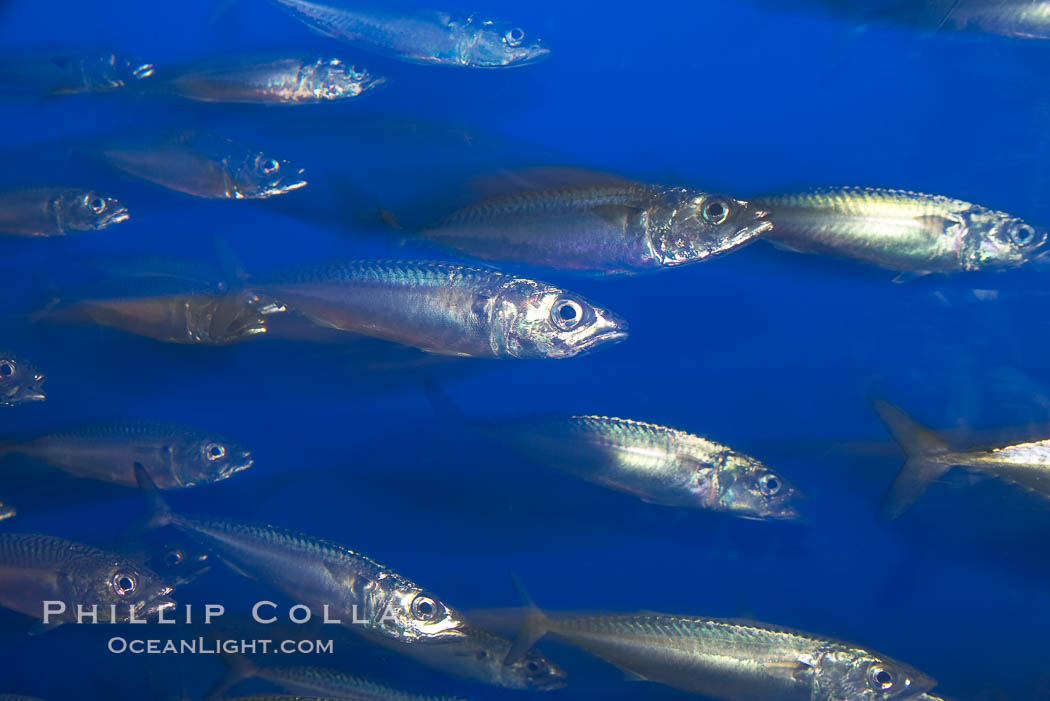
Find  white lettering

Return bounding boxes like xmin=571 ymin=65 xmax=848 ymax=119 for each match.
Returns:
xmin=252 ymin=600 xmax=277 ymax=624
xmin=42 ymin=601 xmax=66 ymax=624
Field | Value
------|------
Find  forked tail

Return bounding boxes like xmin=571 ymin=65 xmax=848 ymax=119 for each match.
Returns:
xmin=871 ymin=399 xmax=955 ymax=520
xmin=505 ymin=572 xmax=554 ymax=665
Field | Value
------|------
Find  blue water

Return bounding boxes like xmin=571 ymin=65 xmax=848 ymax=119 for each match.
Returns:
xmin=0 ymin=1 xmax=1048 ymax=699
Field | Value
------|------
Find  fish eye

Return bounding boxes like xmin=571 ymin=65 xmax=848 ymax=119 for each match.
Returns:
xmin=701 ymin=198 xmax=730 ymax=225
xmin=164 ymin=550 xmax=184 ymax=567
xmin=112 ymin=572 xmax=137 ymax=596
xmin=204 ymin=443 xmax=226 ymax=461
xmin=258 ymin=158 xmax=280 ymax=175
xmin=84 ymin=194 xmax=107 ymax=214
xmin=410 ymin=595 xmax=442 ymax=621
xmin=526 ymin=660 xmax=540 ymax=672
xmin=869 ymin=665 xmax=895 ymax=690
xmin=475 ymin=650 xmax=489 ymax=660
xmin=758 ymin=473 xmax=782 ymax=496
xmin=1010 ymin=223 xmax=1038 ymax=246
xmin=0 ymin=362 xmax=13 ymax=377
xmin=550 ymin=299 xmax=585 ymax=331
xmin=506 ymin=27 xmax=525 ymax=46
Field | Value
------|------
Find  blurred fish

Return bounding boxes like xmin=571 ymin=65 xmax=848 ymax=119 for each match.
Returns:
xmin=270 ymin=1 xmax=549 ymax=68
xmin=874 ymin=399 xmax=1050 ymax=519
xmin=209 ymin=654 xmax=470 ymax=700
xmin=0 ymin=47 xmax=153 ymax=94
xmin=756 ymin=188 xmax=1047 ymax=275
xmin=422 ymin=172 xmax=772 ymax=275
xmin=0 ymin=503 xmax=14 ymax=521
xmin=0 ymin=187 xmax=128 ymax=236
xmin=36 ymin=275 xmax=282 ymax=345
xmin=0 ymin=352 xmax=45 ymax=406
xmin=99 ymin=132 xmax=306 ymax=199
xmin=114 ymin=530 xmax=212 ymax=588
xmin=427 ymin=383 xmax=800 ymax=520
xmin=0 ymin=422 xmax=253 ymax=489
xmin=0 ymin=695 xmax=49 ymax=701
xmin=391 ymin=623 xmax=566 ymax=691
xmin=942 ymin=1 xmax=1050 ymax=38
xmin=137 ymin=465 xmax=470 ymax=645
xmin=161 ymin=54 xmax=385 ymax=105
xmin=251 ymin=260 xmax=627 ymax=358
xmin=507 ymin=580 xmax=937 ymax=701
xmin=0 ymin=533 xmax=174 ymax=630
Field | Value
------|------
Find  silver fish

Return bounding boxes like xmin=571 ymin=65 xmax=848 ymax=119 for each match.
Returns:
xmin=0 ymin=48 xmax=153 ymax=94
xmin=938 ymin=0 xmax=1050 ymax=38
xmin=138 ymin=465 xmax=469 ymax=645
xmin=37 ymin=276 xmax=282 ymax=345
xmin=0 ymin=533 xmax=175 ymax=629
xmin=211 ymin=654 xmax=471 ymax=700
xmin=271 ymin=0 xmax=549 ymax=67
xmin=428 ymin=386 xmax=799 ymax=519
xmin=756 ymin=188 xmax=1046 ymax=274
xmin=0 ymin=187 xmax=128 ymax=236
xmin=509 ymin=588 xmax=937 ymax=701
xmin=0 ymin=422 xmax=253 ymax=490
xmin=424 ymin=181 xmax=771 ymax=275
xmin=252 ymin=260 xmax=627 ymax=358
xmin=875 ymin=399 xmax=1050 ymax=519
xmin=164 ymin=55 xmax=385 ymax=104
xmin=391 ymin=622 xmax=567 ymax=691
xmin=0 ymin=352 xmax=45 ymax=406
xmin=100 ymin=132 xmax=307 ymax=199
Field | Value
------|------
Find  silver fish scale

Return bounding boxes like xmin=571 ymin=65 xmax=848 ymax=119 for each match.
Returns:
xmin=269 ymin=665 xmax=467 ymax=701
xmin=0 ymin=533 xmax=116 ymax=567
xmin=35 ymin=421 xmax=202 ymax=441
xmin=763 ymin=187 xmax=980 ymax=217
xmin=440 ymin=183 xmax=657 ymax=224
xmin=261 ymin=260 xmax=511 ymax=289
xmin=556 ymin=614 xmax=828 ymax=651
xmin=177 ymin=516 xmax=402 ymax=584
xmin=564 ymin=415 xmax=727 ymax=454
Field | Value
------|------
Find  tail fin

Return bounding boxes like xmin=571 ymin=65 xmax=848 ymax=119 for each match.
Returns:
xmin=505 ymin=572 xmax=553 ymax=665
xmin=871 ymin=399 xmax=954 ymax=520
xmin=423 ymin=379 xmax=467 ymax=424
xmin=134 ymin=463 xmax=174 ymax=530
xmin=204 ymin=652 xmax=256 ymax=701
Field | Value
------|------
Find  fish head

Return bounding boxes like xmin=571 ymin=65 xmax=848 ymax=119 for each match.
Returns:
xmin=197 ymin=293 xmax=275 ymax=344
xmin=230 ymin=151 xmax=307 ymax=199
xmin=654 ymin=191 xmax=772 ymax=266
xmin=81 ymin=557 xmax=176 ymax=622
xmin=377 ymin=585 xmax=470 ymax=643
xmin=713 ymin=453 xmax=801 ymax=520
xmin=966 ymin=212 xmax=1048 ymax=269
xmin=146 ymin=542 xmax=211 ymax=587
xmin=0 ymin=354 xmax=46 ymax=406
xmin=815 ymin=647 xmax=936 ymax=700
xmin=309 ymin=58 xmax=386 ymax=99
xmin=79 ymin=52 xmax=155 ymax=92
xmin=494 ymin=279 xmax=628 ymax=359
xmin=500 ymin=647 xmax=568 ymax=690
xmin=465 ymin=17 xmax=550 ymax=67
xmin=172 ymin=433 xmax=253 ymax=487
xmin=57 ymin=190 xmax=130 ymax=232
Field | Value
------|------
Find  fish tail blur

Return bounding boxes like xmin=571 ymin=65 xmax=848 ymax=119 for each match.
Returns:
xmin=204 ymin=651 xmax=256 ymax=700
xmin=871 ymin=399 xmax=954 ymax=520
xmin=134 ymin=462 xmax=174 ymax=529
xmin=423 ymin=379 xmax=467 ymax=425
xmin=505 ymin=572 xmax=553 ymax=665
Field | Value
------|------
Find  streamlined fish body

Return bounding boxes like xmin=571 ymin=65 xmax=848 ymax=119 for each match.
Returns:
xmin=424 ymin=182 xmax=771 ymax=275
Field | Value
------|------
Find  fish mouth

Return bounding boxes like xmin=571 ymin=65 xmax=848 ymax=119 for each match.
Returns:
xmin=575 ymin=328 xmax=628 ymax=353
xmin=100 ymin=208 xmax=131 ymax=229
xmin=265 ymin=170 xmax=308 ymax=197
xmin=140 ymin=596 xmax=177 ymax=620
xmin=739 ymin=218 xmax=773 ymax=239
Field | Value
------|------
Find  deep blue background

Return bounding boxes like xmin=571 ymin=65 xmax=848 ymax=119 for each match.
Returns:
xmin=0 ymin=1 xmax=1049 ymax=699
